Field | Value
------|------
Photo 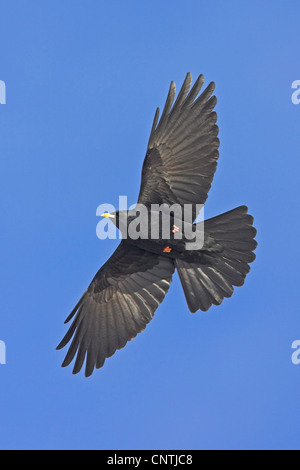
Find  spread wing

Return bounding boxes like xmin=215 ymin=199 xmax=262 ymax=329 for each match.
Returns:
xmin=57 ymin=241 xmax=175 ymax=376
xmin=138 ymin=73 xmax=219 ymax=220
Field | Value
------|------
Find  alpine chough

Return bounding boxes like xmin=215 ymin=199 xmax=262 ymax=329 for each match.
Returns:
xmin=57 ymin=73 xmax=257 ymax=376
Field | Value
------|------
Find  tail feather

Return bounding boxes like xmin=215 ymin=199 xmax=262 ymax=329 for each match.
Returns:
xmin=176 ymin=206 xmax=257 ymax=312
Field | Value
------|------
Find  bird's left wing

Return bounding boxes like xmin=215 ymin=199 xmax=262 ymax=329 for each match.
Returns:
xmin=57 ymin=240 xmax=175 ymax=376
xmin=138 ymin=73 xmax=219 ymax=220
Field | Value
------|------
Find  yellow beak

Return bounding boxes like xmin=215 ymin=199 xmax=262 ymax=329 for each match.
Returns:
xmin=101 ymin=212 xmax=115 ymax=218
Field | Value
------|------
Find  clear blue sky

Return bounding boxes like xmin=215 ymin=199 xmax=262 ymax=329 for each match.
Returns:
xmin=1 ymin=0 xmax=300 ymax=450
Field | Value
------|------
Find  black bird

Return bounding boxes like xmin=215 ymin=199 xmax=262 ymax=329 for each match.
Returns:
xmin=57 ymin=73 xmax=257 ymax=377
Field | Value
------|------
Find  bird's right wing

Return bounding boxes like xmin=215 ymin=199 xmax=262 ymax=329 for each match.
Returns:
xmin=138 ymin=73 xmax=219 ymax=221
xmin=57 ymin=241 xmax=175 ymax=376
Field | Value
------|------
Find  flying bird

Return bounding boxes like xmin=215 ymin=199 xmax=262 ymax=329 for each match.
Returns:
xmin=57 ymin=73 xmax=257 ymax=377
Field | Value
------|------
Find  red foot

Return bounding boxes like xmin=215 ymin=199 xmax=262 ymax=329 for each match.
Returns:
xmin=163 ymin=246 xmax=172 ymax=253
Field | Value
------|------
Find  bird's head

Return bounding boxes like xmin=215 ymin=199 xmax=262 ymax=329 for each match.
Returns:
xmin=101 ymin=211 xmax=118 ymax=227
xmin=101 ymin=209 xmax=147 ymax=239
xmin=101 ymin=211 xmax=116 ymax=220
xmin=101 ymin=210 xmax=129 ymax=234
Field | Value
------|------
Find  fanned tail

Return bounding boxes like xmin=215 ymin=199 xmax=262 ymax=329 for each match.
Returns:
xmin=176 ymin=206 xmax=257 ymax=312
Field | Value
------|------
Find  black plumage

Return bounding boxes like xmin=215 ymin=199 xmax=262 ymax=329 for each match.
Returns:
xmin=57 ymin=73 xmax=257 ymax=377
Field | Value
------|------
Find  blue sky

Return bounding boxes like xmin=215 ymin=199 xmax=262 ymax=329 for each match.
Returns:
xmin=1 ymin=0 xmax=300 ymax=450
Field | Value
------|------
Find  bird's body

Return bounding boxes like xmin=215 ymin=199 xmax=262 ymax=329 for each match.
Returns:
xmin=57 ymin=73 xmax=257 ymax=377
xmin=109 ymin=208 xmax=202 ymax=260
